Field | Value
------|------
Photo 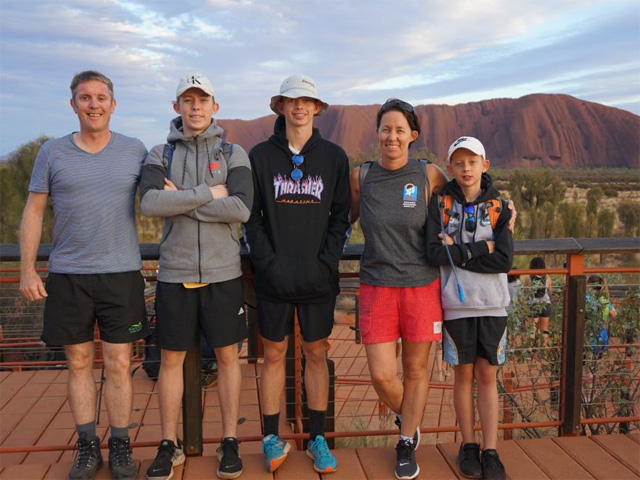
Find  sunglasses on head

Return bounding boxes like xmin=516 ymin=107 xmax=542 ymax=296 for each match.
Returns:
xmin=291 ymin=154 xmax=304 ymax=181
xmin=464 ymin=203 xmax=477 ymax=232
xmin=381 ymin=98 xmax=415 ymax=114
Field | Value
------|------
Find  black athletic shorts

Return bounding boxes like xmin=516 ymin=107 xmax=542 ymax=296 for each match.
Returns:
xmin=257 ymin=298 xmax=336 ymax=343
xmin=442 ymin=316 xmax=508 ymax=366
xmin=41 ymin=271 xmax=148 ymax=346
xmin=154 ymin=277 xmax=247 ymax=351
xmin=529 ymin=301 xmax=554 ymax=318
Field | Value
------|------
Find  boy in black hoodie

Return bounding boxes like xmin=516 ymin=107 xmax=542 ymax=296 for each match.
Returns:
xmin=244 ymin=75 xmax=350 ymax=474
xmin=427 ymin=137 xmax=513 ymax=480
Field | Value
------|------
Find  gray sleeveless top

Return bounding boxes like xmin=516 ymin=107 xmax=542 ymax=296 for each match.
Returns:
xmin=359 ymin=159 xmax=439 ymax=287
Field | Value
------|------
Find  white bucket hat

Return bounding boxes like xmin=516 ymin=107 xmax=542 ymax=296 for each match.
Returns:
xmin=269 ymin=74 xmax=329 ymax=116
xmin=447 ymin=136 xmax=486 ymax=163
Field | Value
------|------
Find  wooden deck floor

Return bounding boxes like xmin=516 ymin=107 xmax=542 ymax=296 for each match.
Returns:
xmin=1 ymin=315 xmax=639 ymax=479
xmin=0 ymin=433 xmax=638 ymax=479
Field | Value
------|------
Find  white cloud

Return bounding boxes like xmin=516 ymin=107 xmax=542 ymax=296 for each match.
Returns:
xmin=0 ymin=0 xmax=638 ymax=155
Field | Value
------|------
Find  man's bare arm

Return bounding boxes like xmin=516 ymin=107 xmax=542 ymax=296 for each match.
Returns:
xmin=19 ymin=193 xmax=49 ymax=301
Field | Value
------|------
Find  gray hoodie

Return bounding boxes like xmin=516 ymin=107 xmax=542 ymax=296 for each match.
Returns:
xmin=140 ymin=117 xmax=253 ymax=283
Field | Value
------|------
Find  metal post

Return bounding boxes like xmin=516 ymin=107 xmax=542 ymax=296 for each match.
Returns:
xmin=560 ymin=256 xmax=586 ymax=436
xmin=182 ymin=334 xmax=203 ymax=455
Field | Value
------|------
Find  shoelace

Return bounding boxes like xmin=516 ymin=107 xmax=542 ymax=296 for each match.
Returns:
xmin=263 ymin=437 xmax=283 ymax=456
xmin=217 ymin=439 xmax=239 ymax=456
xmin=73 ymin=438 xmax=98 ymax=468
xmin=311 ymin=438 xmax=331 ymax=460
xmin=483 ymin=453 xmax=502 ymax=470
xmin=111 ymin=439 xmax=133 ymax=466
xmin=154 ymin=443 xmax=175 ymax=463
xmin=462 ymin=445 xmax=479 ymax=462
xmin=396 ymin=439 xmax=414 ymax=461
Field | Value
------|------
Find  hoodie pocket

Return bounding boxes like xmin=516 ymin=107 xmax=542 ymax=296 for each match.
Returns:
xmin=265 ymin=255 xmax=331 ymax=298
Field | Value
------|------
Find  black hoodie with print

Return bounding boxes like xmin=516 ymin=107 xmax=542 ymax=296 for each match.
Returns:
xmin=245 ymin=115 xmax=351 ymax=303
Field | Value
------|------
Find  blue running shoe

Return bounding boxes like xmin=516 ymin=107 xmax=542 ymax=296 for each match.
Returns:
xmin=262 ymin=434 xmax=290 ymax=473
xmin=306 ymin=436 xmax=338 ymax=473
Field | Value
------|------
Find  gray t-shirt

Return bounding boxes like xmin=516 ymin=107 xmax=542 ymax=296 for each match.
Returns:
xmin=359 ymin=159 xmax=439 ymax=287
xmin=28 ymin=132 xmax=147 ymax=274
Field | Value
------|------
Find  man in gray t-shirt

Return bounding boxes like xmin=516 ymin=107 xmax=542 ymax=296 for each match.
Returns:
xmin=19 ymin=70 xmax=147 ymax=480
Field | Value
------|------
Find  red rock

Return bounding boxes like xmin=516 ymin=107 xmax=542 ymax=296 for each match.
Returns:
xmin=219 ymin=94 xmax=640 ymax=168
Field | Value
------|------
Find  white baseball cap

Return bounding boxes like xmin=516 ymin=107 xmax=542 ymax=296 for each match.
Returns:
xmin=269 ymin=74 xmax=329 ymax=116
xmin=175 ymin=73 xmax=215 ymax=100
xmin=447 ymin=136 xmax=486 ymax=163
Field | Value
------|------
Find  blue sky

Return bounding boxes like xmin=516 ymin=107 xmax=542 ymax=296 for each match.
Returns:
xmin=0 ymin=0 xmax=638 ymax=156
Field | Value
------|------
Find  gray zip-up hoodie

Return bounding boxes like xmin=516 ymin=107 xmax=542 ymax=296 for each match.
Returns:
xmin=140 ymin=116 xmax=253 ymax=283
xmin=426 ymin=174 xmax=513 ymax=320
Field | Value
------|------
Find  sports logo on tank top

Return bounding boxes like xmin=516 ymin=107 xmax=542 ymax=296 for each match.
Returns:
xmin=403 ymin=183 xmax=418 ymax=208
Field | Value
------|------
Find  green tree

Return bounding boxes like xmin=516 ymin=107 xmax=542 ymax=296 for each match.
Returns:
xmin=558 ymin=202 xmax=586 ymax=237
xmin=597 ymin=209 xmax=615 ymax=238
xmin=586 ymin=186 xmax=604 ymax=216
xmin=508 ymin=169 xmax=566 ymax=210
xmin=0 ymin=137 xmax=53 ymax=243
xmin=527 ymin=202 xmax=557 ymax=239
xmin=617 ymin=200 xmax=640 ymax=237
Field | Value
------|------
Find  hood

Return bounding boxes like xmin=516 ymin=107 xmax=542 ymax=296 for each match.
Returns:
xmin=268 ymin=114 xmax=322 ymax=155
xmin=442 ymin=173 xmax=501 ymax=204
xmin=166 ymin=116 xmax=224 ymax=146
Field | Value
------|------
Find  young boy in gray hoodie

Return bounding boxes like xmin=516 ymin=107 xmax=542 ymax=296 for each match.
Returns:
xmin=426 ymin=136 xmax=513 ymax=480
xmin=140 ymin=73 xmax=253 ymax=480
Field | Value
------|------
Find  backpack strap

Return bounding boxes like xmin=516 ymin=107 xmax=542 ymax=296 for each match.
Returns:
xmin=418 ymin=159 xmax=431 ymax=200
xmin=439 ymin=193 xmax=454 ymax=228
xmin=161 ymin=142 xmax=176 ymax=180
xmin=358 ymin=161 xmax=374 ymax=190
xmin=485 ymin=199 xmax=503 ymax=230
xmin=221 ymin=140 xmax=234 ymax=161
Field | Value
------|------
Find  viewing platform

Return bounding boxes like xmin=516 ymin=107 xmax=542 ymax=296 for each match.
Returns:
xmin=0 ymin=238 xmax=639 ymax=479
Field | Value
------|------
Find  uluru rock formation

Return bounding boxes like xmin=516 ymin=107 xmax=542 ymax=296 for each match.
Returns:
xmin=219 ymin=94 xmax=639 ymax=168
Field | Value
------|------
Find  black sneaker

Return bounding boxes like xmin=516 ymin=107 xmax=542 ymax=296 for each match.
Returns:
xmin=458 ymin=443 xmax=482 ymax=479
xmin=482 ymin=449 xmax=507 ymax=480
xmin=69 ymin=432 xmax=103 ymax=480
xmin=394 ymin=415 xmax=420 ymax=451
xmin=394 ymin=438 xmax=419 ymax=480
xmin=108 ymin=436 xmax=137 ymax=479
xmin=146 ymin=439 xmax=185 ymax=480
xmin=216 ymin=437 xmax=243 ymax=479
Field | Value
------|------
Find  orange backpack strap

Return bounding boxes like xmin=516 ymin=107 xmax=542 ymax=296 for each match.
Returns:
xmin=439 ymin=194 xmax=454 ymax=228
xmin=485 ymin=199 xmax=503 ymax=229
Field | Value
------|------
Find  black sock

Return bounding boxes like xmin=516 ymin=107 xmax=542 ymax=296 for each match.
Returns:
xmin=76 ymin=421 xmax=96 ymax=439
xmin=263 ymin=413 xmax=280 ymax=437
xmin=309 ymin=409 xmax=326 ymax=441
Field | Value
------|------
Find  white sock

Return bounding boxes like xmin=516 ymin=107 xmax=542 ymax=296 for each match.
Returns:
xmin=400 ymin=434 xmax=414 ymax=444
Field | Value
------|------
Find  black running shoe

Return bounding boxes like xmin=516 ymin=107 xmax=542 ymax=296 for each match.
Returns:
xmin=146 ymin=439 xmax=185 ymax=480
xmin=458 ymin=442 xmax=482 ymax=479
xmin=481 ymin=449 xmax=507 ymax=480
xmin=69 ymin=432 xmax=103 ymax=480
xmin=108 ymin=436 xmax=137 ymax=479
xmin=394 ymin=415 xmax=420 ymax=450
xmin=394 ymin=438 xmax=419 ymax=480
xmin=217 ymin=437 xmax=243 ymax=479
xmin=216 ymin=437 xmax=242 ymax=478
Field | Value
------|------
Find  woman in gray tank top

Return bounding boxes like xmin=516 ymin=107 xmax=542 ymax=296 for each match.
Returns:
xmin=349 ymin=99 xmax=448 ymax=479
